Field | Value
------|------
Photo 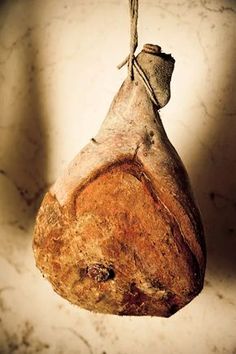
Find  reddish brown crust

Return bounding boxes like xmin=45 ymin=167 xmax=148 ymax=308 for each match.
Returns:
xmin=33 ymin=161 xmax=203 ymax=317
xmin=33 ymin=48 xmax=206 ymax=316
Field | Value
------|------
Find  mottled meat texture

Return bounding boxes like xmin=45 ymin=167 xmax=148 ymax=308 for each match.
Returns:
xmin=33 ymin=44 xmax=206 ymax=317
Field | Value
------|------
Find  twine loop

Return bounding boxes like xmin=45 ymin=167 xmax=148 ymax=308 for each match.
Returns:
xmin=118 ymin=0 xmax=159 ymax=107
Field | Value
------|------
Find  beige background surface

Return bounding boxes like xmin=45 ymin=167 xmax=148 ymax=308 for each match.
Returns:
xmin=0 ymin=0 xmax=236 ymax=353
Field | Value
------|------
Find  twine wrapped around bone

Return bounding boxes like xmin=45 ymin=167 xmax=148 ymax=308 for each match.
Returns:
xmin=118 ymin=0 xmax=159 ymax=107
xmin=33 ymin=0 xmax=206 ymax=317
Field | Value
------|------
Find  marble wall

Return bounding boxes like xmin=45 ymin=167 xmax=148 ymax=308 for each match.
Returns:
xmin=0 ymin=0 xmax=235 ymax=353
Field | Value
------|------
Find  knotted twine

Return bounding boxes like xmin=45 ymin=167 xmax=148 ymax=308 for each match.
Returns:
xmin=118 ymin=0 xmax=159 ymax=107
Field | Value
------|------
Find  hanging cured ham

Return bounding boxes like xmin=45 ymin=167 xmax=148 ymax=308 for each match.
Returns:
xmin=33 ymin=43 xmax=206 ymax=317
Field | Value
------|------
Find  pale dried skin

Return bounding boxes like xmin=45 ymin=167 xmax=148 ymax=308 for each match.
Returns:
xmin=33 ymin=47 xmax=206 ymax=317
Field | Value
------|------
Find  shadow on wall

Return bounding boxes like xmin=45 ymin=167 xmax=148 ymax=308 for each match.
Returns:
xmin=0 ymin=1 xmax=49 ymax=232
xmin=0 ymin=0 xmax=235 ymax=280
xmin=193 ymin=44 xmax=236 ymax=280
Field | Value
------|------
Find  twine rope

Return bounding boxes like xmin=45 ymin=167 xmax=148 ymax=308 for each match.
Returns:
xmin=117 ymin=0 xmax=138 ymax=76
xmin=118 ymin=0 xmax=159 ymax=107
xmin=128 ymin=0 xmax=138 ymax=79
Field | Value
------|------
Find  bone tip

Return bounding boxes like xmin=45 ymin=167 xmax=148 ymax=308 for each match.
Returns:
xmin=143 ymin=44 xmax=162 ymax=54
